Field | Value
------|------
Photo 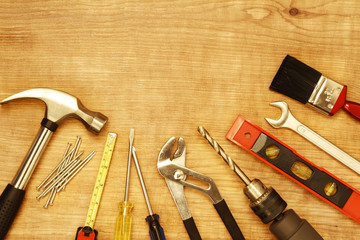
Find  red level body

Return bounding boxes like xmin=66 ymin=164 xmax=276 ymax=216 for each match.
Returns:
xmin=226 ymin=114 xmax=360 ymax=224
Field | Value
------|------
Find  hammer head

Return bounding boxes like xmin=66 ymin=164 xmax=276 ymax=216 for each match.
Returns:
xmin=1 ymin=88 xmax=108 ymax=134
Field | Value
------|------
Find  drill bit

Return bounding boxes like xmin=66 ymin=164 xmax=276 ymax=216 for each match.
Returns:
xmin=198 ymin=126 xmax=324 ymax=239
xmin=197 ymin=126 xmax=251 ymax=185
xmin=198 ymin=125 xmax=286 ymax=222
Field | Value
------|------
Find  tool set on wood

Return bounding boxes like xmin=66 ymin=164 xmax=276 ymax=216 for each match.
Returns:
xmin=1 ymin=55 xmax=359 ymax=239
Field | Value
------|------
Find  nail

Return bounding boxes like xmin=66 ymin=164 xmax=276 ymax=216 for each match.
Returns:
xmin=37 ymin=144 xmax=73 ymax=190
xmin=37 ymin=160 xmax=80 ymax=199
xmin=57 ymin=151 xmax=96 ymax=191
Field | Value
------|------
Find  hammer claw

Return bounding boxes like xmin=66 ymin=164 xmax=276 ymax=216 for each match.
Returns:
xmin=1 ymin=88 xmax=108 ymax=133
xmin=0 ymin=88 xmax=108 ymax=239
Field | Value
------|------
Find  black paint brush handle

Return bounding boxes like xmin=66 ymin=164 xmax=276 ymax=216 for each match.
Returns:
xmin=0 ymin=184 xmax=25 ymax=240
xmin=344 ymin=101 xmax=360 ymax=120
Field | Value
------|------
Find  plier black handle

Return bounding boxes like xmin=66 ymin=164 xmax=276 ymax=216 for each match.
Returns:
xmin=157 ymin=137 xmax=245 ymax=240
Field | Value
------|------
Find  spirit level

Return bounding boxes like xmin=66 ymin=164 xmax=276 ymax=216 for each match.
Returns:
xmin=226 ymin=115 xmax=360 ymax=224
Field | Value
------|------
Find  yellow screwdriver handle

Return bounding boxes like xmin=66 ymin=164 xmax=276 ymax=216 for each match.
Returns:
xmin=115 ymin=201 xmax=134 ymax=240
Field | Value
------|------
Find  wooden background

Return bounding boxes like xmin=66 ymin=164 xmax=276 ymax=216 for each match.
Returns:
xmin=1 ymin=0 xmax=360 ymax=239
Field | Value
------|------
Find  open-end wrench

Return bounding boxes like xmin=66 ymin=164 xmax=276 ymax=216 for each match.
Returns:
xmin=265 ymin=101 xmax=360 ymax=175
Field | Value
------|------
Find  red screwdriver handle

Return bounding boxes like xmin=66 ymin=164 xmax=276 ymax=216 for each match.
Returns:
xmin=343 ymin=101 xmax=360 ymax=120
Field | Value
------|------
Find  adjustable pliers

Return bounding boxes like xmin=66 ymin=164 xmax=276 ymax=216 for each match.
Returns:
xmin=157 ymin=137 xmax=245 ymax=240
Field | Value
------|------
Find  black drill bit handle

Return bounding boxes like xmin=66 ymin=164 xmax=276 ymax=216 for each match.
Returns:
xmin=214 ymin=199 xmax=246 ymax=240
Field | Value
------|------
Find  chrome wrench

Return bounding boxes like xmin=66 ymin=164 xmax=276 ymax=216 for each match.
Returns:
xmin=265 ymin=101 xmax=360 ymax=175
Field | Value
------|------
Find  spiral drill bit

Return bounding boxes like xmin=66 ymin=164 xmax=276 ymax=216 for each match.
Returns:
xmin=197 ymin=126 xmax=324 ymax=240
xmin=197 ymin=126 xmax=251 ymax=185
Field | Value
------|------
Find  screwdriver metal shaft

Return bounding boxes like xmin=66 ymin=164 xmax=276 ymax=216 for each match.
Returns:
xmin=124 ymin=128 xmax=135 ymax=201
xmin=197 ymin=126 xmax=251 ymax=185
xmin=115 ymin=129 xmax=135 ymax=240
xmin=132 ymin=147 xmax=153 ymax=215
xmin=132 ymin=147 xmax=165 ymax=240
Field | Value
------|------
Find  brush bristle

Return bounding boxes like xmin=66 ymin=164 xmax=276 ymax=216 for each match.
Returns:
xmin=270 ymin=55 xmax=322 ymax=104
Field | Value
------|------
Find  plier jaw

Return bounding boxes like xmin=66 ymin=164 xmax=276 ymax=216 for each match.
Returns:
xmin=157 ymin=137 xmax=245 ymax=240
xmin=157 ymin=137 xmax=222 ymax=203
xmin=157 ymin=137 xmax=191 ymax=220
xmin=157 ymin=137 xmax=186 ymax=174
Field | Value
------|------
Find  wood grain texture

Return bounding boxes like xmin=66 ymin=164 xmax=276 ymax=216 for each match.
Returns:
xmin=0 ymin=0 xmax=360 ymax=239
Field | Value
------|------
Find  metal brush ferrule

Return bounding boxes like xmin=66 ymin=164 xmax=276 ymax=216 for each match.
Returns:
xmin=307 ymin=75 xmax=344 ymax=115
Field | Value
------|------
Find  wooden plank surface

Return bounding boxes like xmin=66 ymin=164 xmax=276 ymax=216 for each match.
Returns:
xmin=1 ymin=0 xmax=360 ymax=239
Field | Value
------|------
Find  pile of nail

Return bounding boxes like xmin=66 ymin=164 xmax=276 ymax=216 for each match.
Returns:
xmin=36 ymin=137 xmax=96 ymax=208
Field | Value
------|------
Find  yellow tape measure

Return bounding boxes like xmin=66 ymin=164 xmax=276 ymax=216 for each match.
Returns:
xmin=85 ymin=132 xmax=117 ymax=229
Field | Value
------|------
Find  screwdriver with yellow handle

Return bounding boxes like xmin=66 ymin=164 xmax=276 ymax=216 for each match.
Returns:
xmin=115 ymin=129 xmax=135 ymax=240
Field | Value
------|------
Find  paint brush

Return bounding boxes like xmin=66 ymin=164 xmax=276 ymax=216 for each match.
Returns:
xmin=270 ymin=55 xmax=360 ymax=119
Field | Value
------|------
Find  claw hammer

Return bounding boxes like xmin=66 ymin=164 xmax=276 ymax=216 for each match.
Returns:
xmin=0 ymin=88 xmax=108 ymax=239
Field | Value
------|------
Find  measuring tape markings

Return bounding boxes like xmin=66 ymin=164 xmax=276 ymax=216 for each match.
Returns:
xmin=85 ymin=132 xmax=117 ymax=229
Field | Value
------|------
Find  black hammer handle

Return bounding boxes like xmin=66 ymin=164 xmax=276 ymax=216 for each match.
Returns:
xmin=183 ymin=217 xmax=202 ymax=240
xmin=0 ymin=184 xmax=25 ymax=240
xmin=214 ymin=199 xmax=245 ymax=240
